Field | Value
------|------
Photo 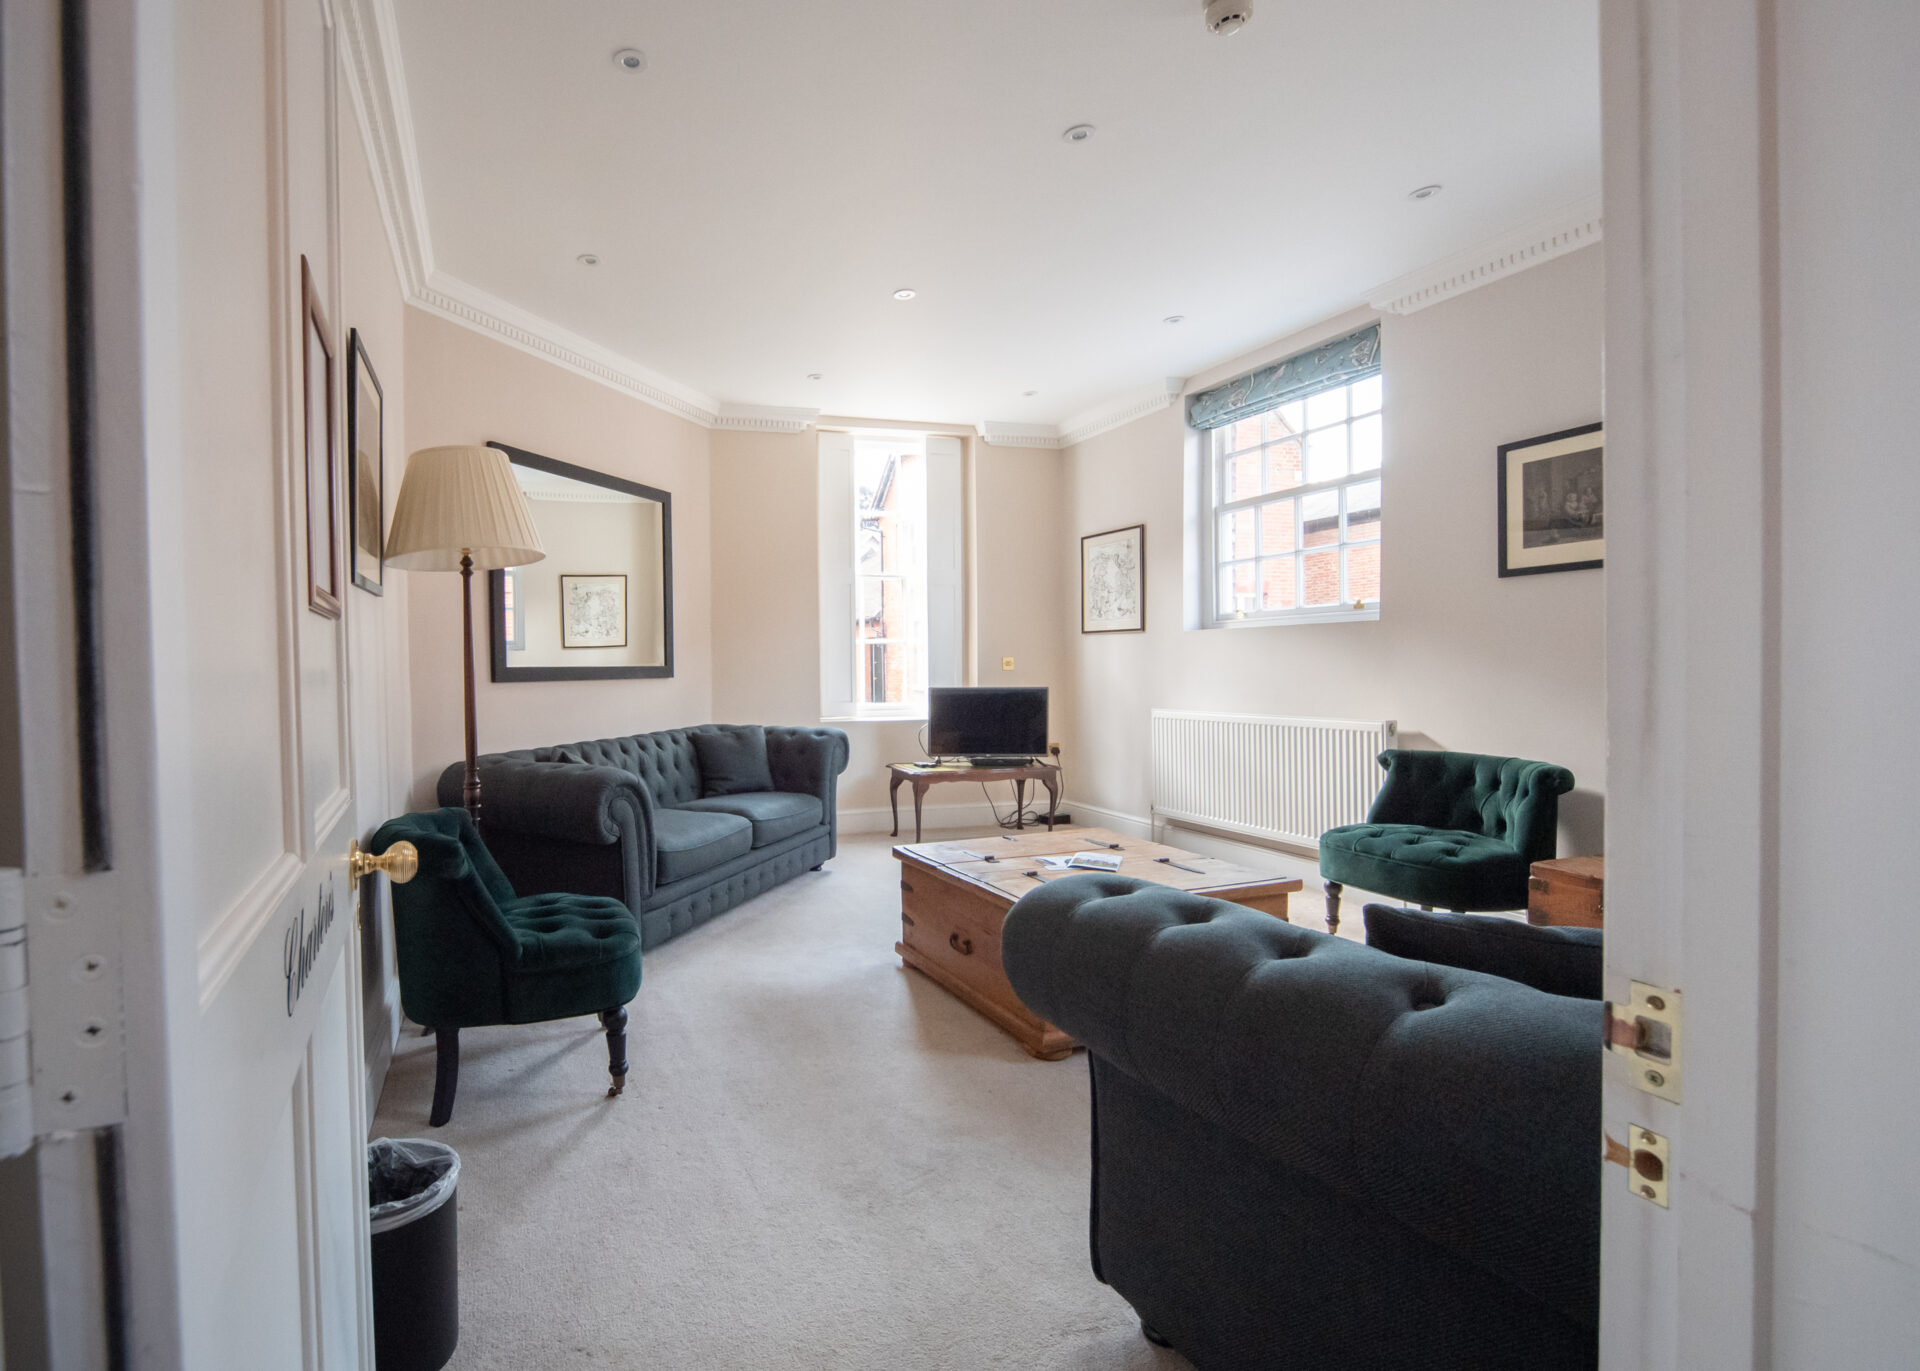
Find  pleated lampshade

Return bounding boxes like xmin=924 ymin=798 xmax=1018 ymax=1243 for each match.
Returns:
xmin=385 ymin=445 xmax=547 ymax=572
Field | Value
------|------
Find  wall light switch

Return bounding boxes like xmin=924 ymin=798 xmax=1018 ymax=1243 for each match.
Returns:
xmin=1002 ymin=657 xmax=1015 ymax=671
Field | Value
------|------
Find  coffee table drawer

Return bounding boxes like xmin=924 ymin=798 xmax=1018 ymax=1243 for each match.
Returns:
xmin=900 ymin=888 xmax=1006 ymax=998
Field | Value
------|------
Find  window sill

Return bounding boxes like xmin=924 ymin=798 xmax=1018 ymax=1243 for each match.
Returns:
xmin=1206 ymin=607 xmax=1381 ymax=629
xmin=820 ymin=714 xmax=928 ymax=725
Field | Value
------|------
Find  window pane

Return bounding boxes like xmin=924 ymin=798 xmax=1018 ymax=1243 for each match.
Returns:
xmin=1303 ymin=549 xmax=1340 ymax=606
xmin=1261 ymin=556 xmax=1297 ymax=611
xmin=1259 ymin=499 xmax=1296 ymax=554
xmin=1346 ymin=479 xmax=1382 ymax=537
xmin=1263 ymin=439 xmax=1302 ymax=492
xmin=1302 ymin=490 xmax=1339 ymax=548
xmin=1350 ymin=374 xmax=1383 ymax=416
xmin=1350 ymin=413 xmax=1383 ymax=472
xmin=1220 ymin=508 xmax=1256 ymax=560
xmin=1227 ymin=416 xmax=1265 ymax=454
xmin=1306 ymin=386 xmax=1347 ymax=430
xmin=1223 ymin=448 xmax=1261 ymax=502
xmin=1305 ymin=426 xmax=1347 ymax=483
xmin=1218 ymin=562 xmax=1256 ymax=617
xmin=1346 ymin=543 xmax=1382 ymax=605
xmin=1273 ymin=400 xmax=1305 ymax=435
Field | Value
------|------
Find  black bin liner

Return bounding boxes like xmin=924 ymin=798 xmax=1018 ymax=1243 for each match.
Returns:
xmin=368 ymin=1138 xmax=460 ymax=1371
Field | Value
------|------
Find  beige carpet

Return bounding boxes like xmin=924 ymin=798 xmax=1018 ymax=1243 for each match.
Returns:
xmin=371 ymin=831 xmax=1195 ymax=1370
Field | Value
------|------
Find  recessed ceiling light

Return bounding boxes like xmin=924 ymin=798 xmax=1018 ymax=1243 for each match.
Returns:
xmin=1022 ymin=390 xmax=1039 ymax=397
xmin=1062 ymin=123 xmax=1096 ymax=144
xmin=1409 ymin=183 xmax=1443 ymax=200
xmin=807 ymin=373 xmax=823 ymax=381
xmin=1163 ymin=314 xmax=1186 ymax=325
xmin=892 ymin=288 xmax=917 ymax=301
xmin=612 ymin=48 xmax=647 ymax=73
xmin=577 ymin=253 xmax=600 ymax=266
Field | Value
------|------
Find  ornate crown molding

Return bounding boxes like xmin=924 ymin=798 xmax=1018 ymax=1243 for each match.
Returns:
xmin=1058 ymin=377 xmax=1186 ymax=448
xmin=714 ymin=404 xmax=820 ymax=434
xmin=974 ymin=422 xmax=1065 ymax=449
xmin=1366 ymin=196 xmax=1604 ymax=316
xmin=337 ymin=0 xmax=433 ymax=295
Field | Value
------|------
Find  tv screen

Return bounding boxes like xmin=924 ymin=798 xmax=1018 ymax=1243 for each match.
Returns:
xmin=928 ymin=687 xmax=1048 ymax=759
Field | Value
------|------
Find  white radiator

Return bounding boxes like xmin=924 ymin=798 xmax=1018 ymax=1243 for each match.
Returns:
xmin=1150 ymin=711 xmax=1399 ymax=850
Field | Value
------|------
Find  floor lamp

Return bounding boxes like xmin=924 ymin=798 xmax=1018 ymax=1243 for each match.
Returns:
xmin=384 ymin=445 xmax=546 ymax=823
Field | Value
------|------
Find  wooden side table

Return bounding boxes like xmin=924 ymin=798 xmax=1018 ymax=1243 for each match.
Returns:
xmin=1528 ymin=856 xmax=1604 ymax=928
xmin=888 ymin=761 xmax=1061 ymax=842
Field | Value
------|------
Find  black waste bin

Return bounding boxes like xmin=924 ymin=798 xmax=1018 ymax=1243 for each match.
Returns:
xmin=368 ymin=1137 xmax=460 ymax=1371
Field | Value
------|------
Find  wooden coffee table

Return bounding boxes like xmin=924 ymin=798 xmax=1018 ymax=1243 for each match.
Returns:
xmin=894 ymin=827 xmax=1303 ymax=1059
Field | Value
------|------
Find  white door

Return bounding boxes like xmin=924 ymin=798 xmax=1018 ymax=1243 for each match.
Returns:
xmin=4 ymin=0 xmax=397 ymax=1364
xmin=1600 ymin=0 xmax=1920 ymax=1366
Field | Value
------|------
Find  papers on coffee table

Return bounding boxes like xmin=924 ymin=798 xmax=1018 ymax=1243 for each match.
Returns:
xmin=1037 ymin=852 xmax=1123 ymax=872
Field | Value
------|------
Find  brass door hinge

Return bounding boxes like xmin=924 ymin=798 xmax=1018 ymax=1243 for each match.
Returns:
xmin=1604 ymin=981 xmax=1681 ymax=1102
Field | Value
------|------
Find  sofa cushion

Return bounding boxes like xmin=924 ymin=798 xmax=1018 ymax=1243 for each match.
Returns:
xmin=652 ymin=808 xmax=753 ymax=884
xmin=1363 ymin=904 xmax=1603 ymax=1000
xmin=692 ymin=725 xmax=774 ymax=797
xmin=500 ymin=893 xmax=642 ymax=972
xmin=677 ymin=792 xmax=823 ymax=848
xmin=1319 ymin=822 xmax=1531 ymax=910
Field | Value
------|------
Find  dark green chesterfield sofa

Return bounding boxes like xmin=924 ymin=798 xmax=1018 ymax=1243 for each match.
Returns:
xmin=438 ymin=724 xmax=849 ymax=950
xmin=1003 ymin=875 xmax=1602 ymax=1371
xmin=1319 ymin=748 xmax=1576 ymax=933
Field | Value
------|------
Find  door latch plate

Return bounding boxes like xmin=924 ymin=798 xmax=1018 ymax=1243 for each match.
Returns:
xmin=1605 ymin=981 xmax=1682 ymax=1102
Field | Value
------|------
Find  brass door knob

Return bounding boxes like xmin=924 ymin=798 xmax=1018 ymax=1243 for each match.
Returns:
xmin=349 ymin=839 xmax=418 ymax=884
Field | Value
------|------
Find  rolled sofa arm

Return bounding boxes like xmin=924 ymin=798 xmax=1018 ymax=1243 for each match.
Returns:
xmin=1002 ymin=875 xmax=1601 ymax=1330
xmin=437 ymin=757 xmax=656 ymax=849
xmin=765 ymin=727 xmax=850 ymax=853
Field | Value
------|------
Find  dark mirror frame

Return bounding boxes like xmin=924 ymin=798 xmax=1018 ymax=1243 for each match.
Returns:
xmin=486 ymin=440 xmax=675 ymax=682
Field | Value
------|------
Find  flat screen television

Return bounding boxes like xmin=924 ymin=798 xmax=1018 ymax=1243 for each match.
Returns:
xmin=928 ymin=686 xmax=1048 ymax=763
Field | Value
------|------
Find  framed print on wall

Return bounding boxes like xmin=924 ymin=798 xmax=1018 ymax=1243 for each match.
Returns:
xmin=347 ymin=328 xmax=385 ymax=595
xmin=1082 ymin=523 xmax=1146 ymax=633
xmin=300 ymin=256 xmax=341 ymax=618
xmin=1497 ymin=422 xmax=1604 ymax=577
xmin=560 ymin=574 xmax=628 ymax=649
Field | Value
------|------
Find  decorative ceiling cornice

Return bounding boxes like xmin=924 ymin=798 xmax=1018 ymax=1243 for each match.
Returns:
xmin=714 ymin=404 xmax=820 ymax=434
xmin=1365 ymin=195 xmax=1603 ymax=316
xmin=974 ymin=422 xmax=1065 ymax=449
xmin=1058 ymin=378 xmax=1186 ymax=448
xmin=337 ymin=0 xmax=432 ymax=297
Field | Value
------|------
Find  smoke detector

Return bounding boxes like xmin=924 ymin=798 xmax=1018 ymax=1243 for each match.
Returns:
xmin=1204 ymin=0 xmax=1252 ymax=35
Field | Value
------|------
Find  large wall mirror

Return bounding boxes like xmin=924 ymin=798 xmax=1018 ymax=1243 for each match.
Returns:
xmin=486 ymin=441 xmax=674 ymax=681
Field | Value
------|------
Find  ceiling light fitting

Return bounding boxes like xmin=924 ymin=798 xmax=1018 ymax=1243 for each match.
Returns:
xmin=807 ymin=373 xmax=824 ymax=381
xmin=577 ymin=253 xmax=600 ymax=266
xmin=612 ymin=48 xmax=647 ymax=73
xmin=1164 ymin=315 xmax=1186 ymax=325
xmin=1062 ymin=124 xmax=1096 ymax=144
xmin=1409 ymin=184 xmax=1443 ymax=200
xmin=1022 ymin=390 xmax=1039 ymax=397
xmin=892 ymin=288 xmax=917 ymax=300
xmin=1204 ymin=0 xmax=1252 ymax=35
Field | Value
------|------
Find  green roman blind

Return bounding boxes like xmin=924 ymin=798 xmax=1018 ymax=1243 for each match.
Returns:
xmin=1186 ymin=324 xmax=1381 ymax=431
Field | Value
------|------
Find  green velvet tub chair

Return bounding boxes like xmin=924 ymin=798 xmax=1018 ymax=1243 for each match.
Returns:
xmin=1318 ymin=749 xmax=1575 ymax=934
xmin=371 ymin=807 xmax=643 ymax=1127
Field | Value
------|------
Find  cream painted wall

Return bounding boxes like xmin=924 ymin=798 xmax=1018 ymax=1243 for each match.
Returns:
xmin=402 ymin=309 xmax=713 ymax=802
xmin=710 ymin=429 xmax=1066 ymax=820
xmin=1059 ymin=245 xmax=1606 ymax=854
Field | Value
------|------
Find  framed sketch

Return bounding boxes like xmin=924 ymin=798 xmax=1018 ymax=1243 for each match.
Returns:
xmin=300 ymin=256 xmax=341 ymax=618
xmin=1082 ymin=523 xmax=1146 ymax=633
xmin=1498 ymin=422 xmax=1604 ymax=577
xmin=560 ymin=574 xmax=628 ymax=649
xmin=347 ymin=328 xmax=385 ymax=595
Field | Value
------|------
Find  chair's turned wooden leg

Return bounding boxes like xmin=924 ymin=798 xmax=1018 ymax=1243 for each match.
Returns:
xmin=1324 ymin=881 xmax=1343 ymax=936
xmin=601 ymin=1006 xmax=629 ymax=1099
xmin=429 ymin=1028 xmax=459 ymax=1128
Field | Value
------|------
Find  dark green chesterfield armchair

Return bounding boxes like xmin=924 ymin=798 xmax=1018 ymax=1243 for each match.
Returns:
xmin=1319 ymin=749 xmax=1575 ymax=933
xmin=371 ymin=807 xmax=643 ymax=1126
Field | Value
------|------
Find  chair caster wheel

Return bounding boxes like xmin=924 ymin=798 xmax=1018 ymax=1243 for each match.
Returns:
xmin=1140 ymin=1321 xmax=1173 ymax=1348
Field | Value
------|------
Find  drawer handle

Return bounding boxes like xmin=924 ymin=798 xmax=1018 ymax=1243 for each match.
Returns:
xmin=901 ymin=880 xmax=913 ymax=893
xmin=948 ymin=932 xmax=974 ymax=956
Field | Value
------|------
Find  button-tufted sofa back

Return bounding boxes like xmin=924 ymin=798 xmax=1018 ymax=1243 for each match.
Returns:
xmin=518 ymin=731 xmax=706 ymax=807
xmin=1366 ymin=749 xmax=1574 ymax=863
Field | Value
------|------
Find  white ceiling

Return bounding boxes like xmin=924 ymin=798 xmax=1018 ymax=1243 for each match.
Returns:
xmin=390 ymin=0 xmax=1600 ymax=428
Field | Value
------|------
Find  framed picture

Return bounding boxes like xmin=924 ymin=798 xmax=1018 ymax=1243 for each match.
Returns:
xmin=1082 ymin=523 xmax=1146 ymax=633
xmin=1498 ymin=422 xmax=1604 ymax=577
xmin=347 ymin=328 xmax=385 ymax=595
xmin=560 ymin=574 xmax=628 ymax=649
xmin=300 ymin=256 xmax=341 ymax=618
